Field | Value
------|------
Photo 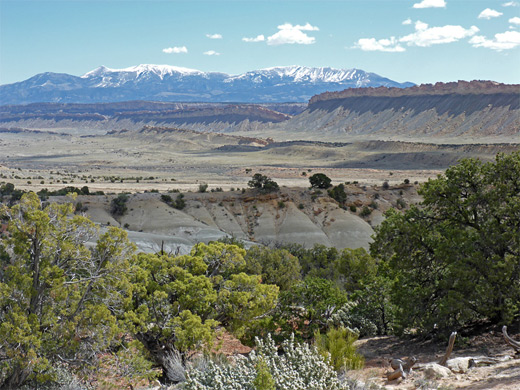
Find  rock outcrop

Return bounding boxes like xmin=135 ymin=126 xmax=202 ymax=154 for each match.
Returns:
xmin=278 ymin=81 xmax=520 ymax=142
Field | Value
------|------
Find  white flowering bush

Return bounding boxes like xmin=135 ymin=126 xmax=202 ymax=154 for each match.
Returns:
xmin=182 ymin=334 xmax=350 ymax=390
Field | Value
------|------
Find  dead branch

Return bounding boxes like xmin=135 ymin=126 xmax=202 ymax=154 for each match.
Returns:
xmin=502 ymin=326 xmax=520 ymax=354
xmin=390 ymin=356 xmax=417 ymax=371
xmin=387 ymin=362 xmax=405 ymax=381
xmin=439 ymin=331 xmax=457 ymax=366
xmin=387 ymin=356 xmax=417 ymax=381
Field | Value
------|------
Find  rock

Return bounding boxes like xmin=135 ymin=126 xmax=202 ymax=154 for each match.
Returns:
xmin=309 ymin=80 xmax=519 ymax=103
xmin=423 ymin=363 xmax=452 ymax=378
xmin=447 ymin=357 xmax=473 ymax=373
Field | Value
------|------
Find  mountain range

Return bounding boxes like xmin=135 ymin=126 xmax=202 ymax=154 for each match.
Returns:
xmin=0 ymin=64 xmax=414 ymax=105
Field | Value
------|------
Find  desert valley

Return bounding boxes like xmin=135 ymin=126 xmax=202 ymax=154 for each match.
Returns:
xmin=1 ymin=1 xmax=520 ymax=388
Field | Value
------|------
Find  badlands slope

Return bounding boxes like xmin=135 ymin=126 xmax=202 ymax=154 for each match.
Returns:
xmin=72 ymin=184 xmax=415 ymax=254
xmin=261 ymin=81 xmax=520 ymax=143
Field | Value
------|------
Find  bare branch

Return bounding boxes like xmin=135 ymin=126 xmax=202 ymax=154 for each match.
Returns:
xmin=439 ymin=331 xmax=457 ymax=366
xmin=502 ymin=325 xmax=520 ymax=353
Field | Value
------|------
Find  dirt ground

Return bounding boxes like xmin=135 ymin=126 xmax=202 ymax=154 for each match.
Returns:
xmin=352 ymin=330 xmax=520 ymax=389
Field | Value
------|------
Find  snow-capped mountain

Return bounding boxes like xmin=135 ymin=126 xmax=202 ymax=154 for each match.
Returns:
xmin=0 ymin=64 xmax=414 ymax=105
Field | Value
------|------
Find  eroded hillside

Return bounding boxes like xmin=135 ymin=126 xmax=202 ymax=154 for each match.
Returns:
xmin=69 ymin=184 xmax=419 ymax=254
xmin=266 ymin=81 xmax=520 ymax=143
xmin=0 ymin=102 xmax=302 ymax=134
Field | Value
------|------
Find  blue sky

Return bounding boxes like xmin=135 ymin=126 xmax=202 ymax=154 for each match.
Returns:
xmin=1 ymin=0 xmax=519 ymax=85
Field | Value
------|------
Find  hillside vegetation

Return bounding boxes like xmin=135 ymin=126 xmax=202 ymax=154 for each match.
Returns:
xmin=0 ymin=152 xmax=518 ymax=389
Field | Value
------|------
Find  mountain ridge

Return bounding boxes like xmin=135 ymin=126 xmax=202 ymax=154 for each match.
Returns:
xmin=0 ymin=64 xmax=414 ymax=105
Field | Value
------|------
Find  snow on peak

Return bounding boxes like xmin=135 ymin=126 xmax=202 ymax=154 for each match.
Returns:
xmin=81 ymin=65 xmax=110 ymax=78
xmin=81 ymin=64 xmax=371 ymax=84
xmin=231 ymin=65 xmax=365 ymax=83
xmin=82 ymin=64 xmax=203 ymax=79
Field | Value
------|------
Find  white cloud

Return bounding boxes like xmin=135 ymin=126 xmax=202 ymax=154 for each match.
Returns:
xmin=402 ymin=18 xmax=412 ymax=25
xmin=400 ymin=20 xmax=479 ymax=46
xmin=266 ymin=23 xmax=319 ymax=45
xmin=478 ymin=8 xmax=503 ymax=19
xmin=203 ymin=50 xmax=220 ymax=56
xmin=355 ymin=37 xmax=405 ymax=52
xmin=206 ymin=33 xmax=222 ymax=39
xmin=509 ymin=16 xmax=520 ymax=24
xmin=470 ymin=30 xmax=520 ymax=50
xmin=242 ymin=35 xmax=265 ymax=43
xmin=355 ymin=20 xmax=479 ymax=52
xmin=502 ymin=1 xmax=519 ymax=6
xmin=413 ymin=0 xmax=446 ymax=9
xmin=277 ymin=22 xmax=319 ymax=31
xmin=162 ymin=46 xmax=188 ymax=54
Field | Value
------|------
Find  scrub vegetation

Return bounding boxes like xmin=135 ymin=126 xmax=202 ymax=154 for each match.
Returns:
xmin=0 ymin=152 xmax=518 ymax=388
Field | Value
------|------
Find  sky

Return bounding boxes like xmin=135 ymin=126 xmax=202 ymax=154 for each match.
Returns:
xmin=1 ymin=0 xmax=519 ymax=85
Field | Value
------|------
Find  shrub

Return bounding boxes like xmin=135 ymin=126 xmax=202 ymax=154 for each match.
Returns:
xmin=276 ymin=277 xmax=348 ymax=339
xmin=396 ymin=198 xmax=407 ymax=209
xmin=404 ymin=178 xmax=410 ymax=184
xmin=314 ymin=327 xmax=364 ymax=371
xmin=278 ymin=201 xmax=285 ymax=209
xmin=198 ymin=183 xmax=208 ymax=193
xmin=382 ymin=181 xmax=389 ymax=190
xmin=298 ymin=203 xmax=305 ymax=210
xmin=182 ymin=334 xmax=349 ymax=390
xmin=127 ymin=243 xmax=278 ymax=378
xmin=161 ymin=194 xmax=173 ymax=203
xmin=349 ymin=205 xmax=357 ymax=212
xmin=253 ymin=359 xmax=275 ymax=390
xmin=244 ymin=246 xmax=301 ymax=291
xmin=0 ymin=182 xmax=15 ymax=195
xmin=328 ymin=302 xmax=378 ymax=337
xmin=161 ymin=192 xmax=185 ymax=210
xmin=74 ymin=202 xmax=88 ymax=213
xmin=111 ymin=193 xmax=129 ymax=216
xmin=309 ymin=173 xmax=332 ymax=189
xmin=174 ymin=194 xmax=186 ymax=210
xmin=328 ymin=184 xmax=347 ymax=205
xmin=248 ymin=174 xmax=279 ymax=193
xmin=360 ymin=206 xmax=372 ymax=217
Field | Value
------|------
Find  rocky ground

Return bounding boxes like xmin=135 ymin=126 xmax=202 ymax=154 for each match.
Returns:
xmin=352 ymin=329 xmax=520 ymax=390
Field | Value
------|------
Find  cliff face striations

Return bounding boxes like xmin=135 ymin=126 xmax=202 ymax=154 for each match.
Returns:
xmin=0 ymin=102 xmax=299 ymax=134
xmin=280 ymin=81 xmax=520 ymax=142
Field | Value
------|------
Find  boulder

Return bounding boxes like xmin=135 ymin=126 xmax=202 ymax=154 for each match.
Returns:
xmin=446 ymin=357 xmax=473 ymax=373
xmin=423 ymin=363 xmax=452 ymax=379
